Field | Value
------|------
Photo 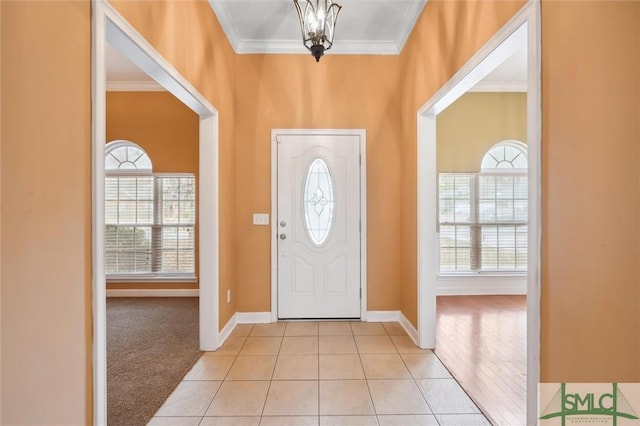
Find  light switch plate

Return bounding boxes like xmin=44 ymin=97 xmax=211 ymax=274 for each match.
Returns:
xmin=253 ymin=213 xmax=269 ymax=226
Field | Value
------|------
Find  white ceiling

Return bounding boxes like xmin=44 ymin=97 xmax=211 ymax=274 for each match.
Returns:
xmin=106 ymin=43 xmax=150 ymax=81
xmin=470 ymin=44 xmax=527 ymax=92
xmin=208 ymin=0 xmax=426 ymax=54
xmin=105 ymin=0 xmax=527 ymax=91
xmin=106 ymin=43 xmax=163 ymax=91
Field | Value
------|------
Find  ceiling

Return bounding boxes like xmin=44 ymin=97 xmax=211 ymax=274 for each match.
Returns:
xmin=106 ymin=43 xmax=150 ymax=82
xmin=106 ymin=0 xmax=527 ymax=92
xmin=208 ymin=0 xmax=426 ymax=54
xmin=470 ymin=44 xmax=527 ymax=92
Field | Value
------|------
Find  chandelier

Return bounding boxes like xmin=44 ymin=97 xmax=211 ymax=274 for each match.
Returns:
xmin=293 ymin=0 xmax=342 ymax=62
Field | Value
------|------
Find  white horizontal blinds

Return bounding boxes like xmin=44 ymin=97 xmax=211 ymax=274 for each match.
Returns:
xmin=478 ymin=174 xmax=528 ymax=271
xmin=155 ymin=176 xmax=196 ymax=274
xmin=105 ymin=176 xmax=154 ymax=274
xmin=438 ymin=171 xmax=528 ymax=273
xmin=105 ymin=174 xmax=196 ymax=276
xmin=104 ymin=140 xmax=196 ymax=278
xmin=439 ymin=173 xmax=475 ymax=272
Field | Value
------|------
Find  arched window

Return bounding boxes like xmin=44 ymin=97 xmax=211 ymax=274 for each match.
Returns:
xmin=106 ymin=140 xmax=153 ymax=171
xmin=105 ymin=140 xmax=195 ymax=278
xmin=439 ymin=140 xmax=528 ymax=273
xmin=481 ymin=141 xmax=528 ymax=170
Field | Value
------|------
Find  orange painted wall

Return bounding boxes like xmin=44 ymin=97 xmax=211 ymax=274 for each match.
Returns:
xmin=107 ymin=91 xmax=199 ymax=174
xmin=1 ymin=1 xmax=91 ymax=424
xmin=400 ymin=0 xmax=640 ymax=381
xmin=1 ymin=0 xmax=639 ymax=422
xmin=233 ymin=54 xmax=402 ymax=312
xmin=540 ymin=0 xmax=640 ymax=381
xmin=106 ymin=91 xmax=200 ymax=290
xmin=110 ymin=0 xmax=238 ymax=328
xmin=398 ymin=0 xmax=526 ymax=326
xmin=437 ymin=92 xmax=527 ymax=172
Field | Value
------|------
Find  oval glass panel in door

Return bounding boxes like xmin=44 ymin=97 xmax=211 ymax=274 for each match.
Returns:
xmin=303 ymin=157 xmax=335 ymax=246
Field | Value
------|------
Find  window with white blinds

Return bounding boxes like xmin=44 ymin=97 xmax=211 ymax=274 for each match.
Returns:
xmin=105 ymin=141 xmax=196 ymax=279
xmin=439 ymin=141 xmax=528 ymax=274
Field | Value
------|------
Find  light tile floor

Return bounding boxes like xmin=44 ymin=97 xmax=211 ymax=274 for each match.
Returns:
xmin=149 ymin=322 xmax=490 ymax=426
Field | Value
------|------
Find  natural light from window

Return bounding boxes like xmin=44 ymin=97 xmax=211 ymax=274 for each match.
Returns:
xmin=105 ymin=140 xmax=196 ymax=280
xmin=439 ymin=141 xmax=528 ymax=273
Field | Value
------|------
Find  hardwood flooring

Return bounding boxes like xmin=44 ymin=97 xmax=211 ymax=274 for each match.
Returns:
xmin=435 ymin=295 xmax=526 ymax=426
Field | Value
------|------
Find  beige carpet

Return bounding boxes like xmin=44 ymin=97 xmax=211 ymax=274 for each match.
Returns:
xmin=107 ymin=297 xmax=202 ymax=426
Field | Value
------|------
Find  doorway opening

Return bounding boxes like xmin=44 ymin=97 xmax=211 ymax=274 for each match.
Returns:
xmin=92 ymin=2 xmax=220 ymax=424
xmin=416 ymin=3 xmax=540 ymax=425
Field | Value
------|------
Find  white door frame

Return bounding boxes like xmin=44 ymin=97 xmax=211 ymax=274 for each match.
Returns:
xmin=416 ymin=2 xmax=540 ymax=424
xmin=92 ymin=1 xmax=220 ymax=424
xmin=271 ymin=129 xmax=367 ymax=321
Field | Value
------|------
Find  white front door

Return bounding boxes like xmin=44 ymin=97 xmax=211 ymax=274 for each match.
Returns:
xmin=276 ymin=133 xmax=361 ymax=319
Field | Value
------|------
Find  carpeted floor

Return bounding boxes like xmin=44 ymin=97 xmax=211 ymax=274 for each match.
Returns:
xmin=107 ymin=297 xmax=202 ymax=426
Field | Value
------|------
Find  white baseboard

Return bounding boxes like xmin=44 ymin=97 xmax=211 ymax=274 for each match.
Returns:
xmin=218 ymin=313 xmax=238 ymax=348
xmin=233 ymin=312 xmax=401 ymax=324
xmin=237 ymin=312 xmax=272 ymax=324
xmin=366 ymin=311 xmax=400 ymax=322
xmin=399 ymin=312 xmax=420 ymax=346
xmin=220 ymin=310 xmax=422 ymax=351
xmin=436 ymin=275 xmax=526 ymax=296
xmin=367 ymin=310 xmax=420 ymax=348
xmin=106 ymin=289 xmax=199 ymax=297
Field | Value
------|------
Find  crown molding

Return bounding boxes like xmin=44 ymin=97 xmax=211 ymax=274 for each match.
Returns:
xmin=208 ymin=0 xmax=425 ymax=55
xmin=106 ymin=80 xmax=166 ymax=92
xmin=394 ymin=0 xmax=427 ymax=53
xmin=235 ymin=39 xmax=400 ymax=55
xmin=208 ymin=0 xmax=242 ymax=52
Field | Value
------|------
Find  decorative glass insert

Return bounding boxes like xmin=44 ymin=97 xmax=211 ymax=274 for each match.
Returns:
xmin=303 ymin=157 xmax=335 ymax=246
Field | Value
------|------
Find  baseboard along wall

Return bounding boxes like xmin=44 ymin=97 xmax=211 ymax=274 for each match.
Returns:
xmin=216 ymin=310 xmax=419 ymax=350
xmin=106 ymin=289 xmax=199 ymax=298
xmin=436 ymin=276 xmax=526 ymax=296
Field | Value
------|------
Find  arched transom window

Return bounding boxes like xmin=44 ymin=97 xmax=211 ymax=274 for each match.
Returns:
xmin=439 ymin=140 xmax=528 ymax=273
xmin=106 ymin=140 xmax=153 ymax=171
xmin=481 ymin=141 xmax=528 ymax=170
xmin=105 ymin=140 xmax=196 ymax=279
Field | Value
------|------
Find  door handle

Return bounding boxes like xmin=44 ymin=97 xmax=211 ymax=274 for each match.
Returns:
xmin=279 ymin=233 xmax=287 ymax=240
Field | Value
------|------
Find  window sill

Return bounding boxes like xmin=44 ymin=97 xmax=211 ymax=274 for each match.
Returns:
xmin=437 ymin=272 xmax=526 ymax=280
xmin=106 ymin=275 xmax=198 ymax=284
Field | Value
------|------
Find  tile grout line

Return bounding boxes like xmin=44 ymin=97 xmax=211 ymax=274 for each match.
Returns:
xmin=155 ymin=321 xmax=492 ymax=425
xmin=394 ymin=338 xmax=438 ymax=419
xmin=257 ymin=323 xmax=287 ymax=422
xmin=360 ymin=324 xmax=387 ymax=423
xmin=317 ymin=326 xmax=321 ymax=421
xmin=199 ymin=323 xmax=254 ymax=423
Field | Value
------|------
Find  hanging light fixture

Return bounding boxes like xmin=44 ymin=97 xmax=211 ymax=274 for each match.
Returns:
xmin=293 ymin=0 xmax=342 ymax=62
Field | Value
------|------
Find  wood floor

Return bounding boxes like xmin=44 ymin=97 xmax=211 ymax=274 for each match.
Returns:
xmin=435 ymin=295 xmax=526 ymax=426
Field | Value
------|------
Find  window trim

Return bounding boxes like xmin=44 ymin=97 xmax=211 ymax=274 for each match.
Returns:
xmin=105 ymin=140 xmax=153 ymax=172
xmin=106 ymin=274 xmax=198 ymax=283
xmin=481 ymin=140 xmax=528 ymax=171
xmin=439 ymin=141 xmax=528 ymax=275
xmin=105 ymin=141 xmax=197 ymax=282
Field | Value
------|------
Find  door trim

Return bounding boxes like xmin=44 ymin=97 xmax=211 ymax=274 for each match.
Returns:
xmin=92 ymin=2 xmax=220 ymax=423
xmin=271 ymin=129 xmax=367 ymax=321
xmin=416 ymin=2 xmax=540 ymax=424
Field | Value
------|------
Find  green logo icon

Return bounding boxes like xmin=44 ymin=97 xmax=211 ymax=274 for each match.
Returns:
xmin=540 ymin=383 xmax=639 ymax=425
